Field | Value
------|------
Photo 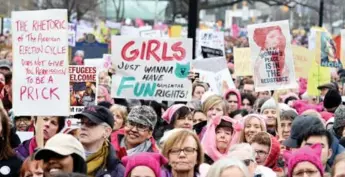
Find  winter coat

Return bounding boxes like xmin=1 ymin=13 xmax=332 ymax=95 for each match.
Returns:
xmin=0 ymin=155 xmax=22 ymax=176
xmin=93 ymin=144 xmax=125 ymax=177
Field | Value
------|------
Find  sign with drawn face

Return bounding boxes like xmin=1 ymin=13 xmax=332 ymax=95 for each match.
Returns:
xmin=247 ymin=20 xmax=297 ymax=92
xmin=111 ymin=36 xmax=193 ymax=101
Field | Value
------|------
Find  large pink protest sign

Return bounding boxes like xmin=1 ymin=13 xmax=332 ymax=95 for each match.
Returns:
xmin=247 ymin=20 xmax=297 ymax=92
xmin=12 ymin=10 xmax=69 ymax=116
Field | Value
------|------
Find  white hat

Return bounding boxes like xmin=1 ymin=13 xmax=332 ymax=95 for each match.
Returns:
xmin=34 ymin=133 xmax=85 ymax=160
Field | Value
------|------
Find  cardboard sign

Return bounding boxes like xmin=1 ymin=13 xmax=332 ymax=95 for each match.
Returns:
xmin=12 ymin=10 xmax=70 ymax=116
xmin=68 ymin=23 xmax=76 ymax=47
xmin=341 ymin=30 xmax=345 ymax=68
xmin=111 ymin=36 xmax=193 ymax=101
xmin=69 ymin=66 xmax=97 ymax=114
xmin=84 ymin=58 xmax=104 ymax=70
xmin=192 ymin=57 xmax=235 ymax=94
xmin=247 ymin=20 xmax=297 ymax=92
xmin=140 ymin=30 xmax=162 ymax=38
xmin=317 ymin=31 xmax=342 ymax=68
xmin=291 ymin=45 xmax=313 ymax=78
xmin=234 ymin=48 xmax=252 ymax=76
xmin=196 ymin=30 xmax=225 ymax=59
xmin=307 ymin=61 xmax=331 ymax=96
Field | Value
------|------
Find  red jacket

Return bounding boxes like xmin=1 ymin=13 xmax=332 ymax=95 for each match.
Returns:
xmin=264 ymin=135 xmax=283 ymax=173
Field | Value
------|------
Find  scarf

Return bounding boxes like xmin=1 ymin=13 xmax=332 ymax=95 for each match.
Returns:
xmin=120 ymin=137 xmax=152 ymax=156
xmin=86 ymin=142 xmax=109 ymax=177
xmin=29 ymin=138 xmax=38 ymax=155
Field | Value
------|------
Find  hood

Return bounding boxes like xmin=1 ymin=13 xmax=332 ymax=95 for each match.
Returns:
xmin=223 ymin=89 xmax=242 ymax=109
xmin=264 ymin=133 xmax=282 ymax=172
xmin=201 ymin=116 xmax=243 ymax=162
xmin=292 ymin=100 xmax=323 ymax=114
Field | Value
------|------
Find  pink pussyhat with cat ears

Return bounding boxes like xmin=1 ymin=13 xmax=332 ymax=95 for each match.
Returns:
xmin=283 ymin=144 xmax=324 ymax=177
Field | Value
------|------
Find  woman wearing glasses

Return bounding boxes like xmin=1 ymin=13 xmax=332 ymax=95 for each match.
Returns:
xmin=161 ymin=129 xmax=204 ymax=177
xmin=111 ymin=106 xmax=159 ymax=160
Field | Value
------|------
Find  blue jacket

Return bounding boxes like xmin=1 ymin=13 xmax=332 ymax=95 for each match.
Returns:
xmin=327 ymin=129 xmax=345 ymax=166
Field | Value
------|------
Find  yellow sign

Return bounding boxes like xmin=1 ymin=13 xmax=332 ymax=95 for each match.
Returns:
xmin=291 ymin=45 xmax=313 ymax=78
xmin=234 ymin=48 xmax=252 ymax=76
xmin=170 ymin=25 xmax=182 ymax=38
xmin=307 ymin=61 xmax=331 ymax=96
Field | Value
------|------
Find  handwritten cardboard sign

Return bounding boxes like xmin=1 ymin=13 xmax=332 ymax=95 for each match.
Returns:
xmin=192 ymin=57 xmax=235 ymax=94
xmin=291 ymin=45 xmax=313 ymax=78
xmin=196 ymin=30 xmax=225 ymax=59
xmin=69 ymin=66 xmax=97 ymax=114
xmin=111 ymin=36 xmax=193 ymax=101
xmin=12 ymin=9 xmax=69 ymax=116
xmin=307 ymin=61 xmax=331 ymax=96
xmin=247 ymin=20 xmax=297 ymax=92
xmin=234 ymin=48 xmax=252 ymax=76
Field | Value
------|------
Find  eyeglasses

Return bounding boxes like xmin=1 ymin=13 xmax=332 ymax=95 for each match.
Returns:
xmin=242 ymin=159 xmax=254 ymax=166
xmin=125 ymin=121 xmax=150 ymax=132
xmin=169 ymin=147 xmax=197 ymax=155
xmin=293 ymin=170 xmax=319 ymax=177
xmin=255 ymin=150 xmax=268 ymax=157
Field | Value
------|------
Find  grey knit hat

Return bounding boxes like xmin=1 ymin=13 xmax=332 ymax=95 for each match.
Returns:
xmin=127 ymin=105 xmax=157 ymax=130
xmin=260 ymin=98 xmax=278 ymax=114
xmin=334 ymin=105 xmax=345 ymax=129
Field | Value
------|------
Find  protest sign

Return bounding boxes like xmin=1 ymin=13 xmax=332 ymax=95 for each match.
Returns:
xmin=69 ymin=66 xmax=97 ymax=114
xmin=170 ymin=25 xmax=182 ymax=37
xmin=341 ymin=30 xmax=345 ymax=68
xmin=68 ymin=23 xmax=76 ymax=47
xmin=111 ymin=36 xmax=193 ymax=101
xmin=72 ymin=41 xmax=109 ymax=59
xmin=103 ymin=54 xmax=113 ymax=70
xmin=12 ymin=10 xmax=70 ymax=116
xmin=192 ymin=57 xmax=235 ymax=94
xmin=291 ymin=45 xmax=313 ymax=78
xmin=196 ymin=30 xmax=225 ymax=59
xmin=316 ymin=31 xmax=342 ymax=68
xmin=140 ymin=30 xmax=162 ymax=38
xmin=121 ymin=26 xmax=140 ymax=37
xmin=84 ymin=58 xmax=104 ymax=70
xmin=234 ymin=48 xmax=252 ymax=76
xmin=247 ymin=20 xmax=297 ymax=92
xmin=307 ymin=61 xmax=331 ymax=96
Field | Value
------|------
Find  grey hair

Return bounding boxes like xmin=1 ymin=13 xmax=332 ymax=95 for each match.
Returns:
xmin=228 ymin=143 xmax=256 ymax=161
xmin=186 ymin=100 xmax=202 ymax=110
xmin=75 ymin=50 xmax=84 ymax=57
xmin=206 ymin=158 xmax=250 ymax=177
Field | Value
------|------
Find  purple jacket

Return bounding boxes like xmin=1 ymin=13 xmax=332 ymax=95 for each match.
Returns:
xmin=14 ymin=139 xmax=31 ymax=161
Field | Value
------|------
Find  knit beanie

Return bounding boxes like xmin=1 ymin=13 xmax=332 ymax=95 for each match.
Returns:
xmin=127 ymin=105 xmax=157 ymax=130
xmin=323 ymin=89 xmax=342 ymax=109
xmin=122 ymin=152 xmax=168 ymax=177
xmin=162 ymin=104 xmax=187 ymax=124
xmin=334 ymin=105 xmax=345 ymax=129
xmin=283 ymin=144 xmax=324 ymax=177
xmin=260 ymin=98 xmax=278 ymax=114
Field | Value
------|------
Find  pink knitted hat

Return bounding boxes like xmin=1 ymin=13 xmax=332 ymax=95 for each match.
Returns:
xmin=162 ymin=104 xmax=187 ymax=124
xmin=122 ymin=152 xmax=168 ymax=177
xmin=283 ymin=144 xmax=324 ymax=177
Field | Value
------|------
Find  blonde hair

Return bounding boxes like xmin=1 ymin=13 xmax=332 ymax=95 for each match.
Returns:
xmin=202 ymin=95 xmax=228 ymax=116
xmin=109 ymin=104 xmax=128 ymax=128
xmin=206 ymin=158 xmax=250 ymax=177
xmin=239 ymin=115 xmax=267 ymax=143
xmin=161 ymin=129 xmax=204 ymax=169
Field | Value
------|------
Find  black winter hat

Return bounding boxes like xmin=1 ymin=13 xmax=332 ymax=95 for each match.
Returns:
xmin=323 ymin=89 xmax=342 ymax=109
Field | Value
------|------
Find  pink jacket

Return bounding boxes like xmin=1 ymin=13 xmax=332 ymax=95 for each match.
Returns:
xmin=201 ymin=116 xmax=243 ymax=162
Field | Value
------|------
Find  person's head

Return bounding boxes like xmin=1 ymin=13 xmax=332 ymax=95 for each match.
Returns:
xmin=192 ymin=110 xmax=207 ymax=125
xmin=0 ymin=60 xmax=11 ymax=74
xmin=241 ymin=93 xmax=256 ymax=113
xmin=109 ymin=104 xmax=128 ymax=131
xmin=161 ymin=129 xmax=204 ymax=175
xmin=253 ymin=97 xmax=269 ymax=113
xmin=298 ymin=128 xmax=333 ymax=166
xmin=34 ymin=134 xmax=86 ymax=174
xmin=206 ymin=158 xmax=250 ymax=177
xmin=332 ymin=153 xmax=345 ymax=177
xmin=250 ymin=132 xmax=270 ymax=166
xmin=15 ymin=116 xmax=32 ymax=131
xmin=20 ymin=157 xmax=43 ymax=177
xmin=124 ymin=106 xmax=157 ymax=149
xmin=162 ymin=104 xmax=193 ymax=129
xmin=97 ymin=85 xmax=113 ymax=104
xmin=75 ymin=106 xmax=114 ymax=149
xmin=334 ymin=105 xmax=345 ymax=139
xmin=0 ymin=72 xmax=5 ymax=85
xmin=229 ymin=109 xmax=249 ymax=121
xmin=4 ymin=71 xmax=12 ymax=95
xmin=242 ymin=79 xmax=255 ymax=96
xmin=280 ymin=110 xmax=298 ymax=140
xmin=5 ymin=51 xmax=12 ymax=62
xmin=34 ymin=116 xmax=66 ymax=141
xmin=224 ymin=89 xmax=242 ymax=113
xmin=240 ymin=114 xmax=267 ymax=143
xmin=0 ymin=108 xmax=14 ymax=160
xmin=323 ymin=89 xmax=342 ymax=113
xmin=74 ymin=50 xmax=84 ymax=58
xmin=227 ymin=143 xmax=257 ymax=177
xmin=122 ymin=152 xmax=168 ymax=177
xmin=202 ymin=95 xmax=228 ymax=121
xmin=186 ymin=100 xmax=202 ymax=111
xmin=284 ymin=144 xmax=324 ymax=177
xmin=192 ymin=82 xmax=207 ymax=100
xmin=260 ymin=98 xmax=278 ymax=128
xmin=98 ymin=71 xmax=110 ymax=86
xmin=256 ymin=91 xmax=272 ymax=99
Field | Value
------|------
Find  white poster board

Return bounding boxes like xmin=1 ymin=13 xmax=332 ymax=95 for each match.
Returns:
xmin=111 ymin=36 xmax=193 ymax=101
xmin=12 ymin=9 xmax=70 ymax=116
xmin=68 ymin=23 xmax=76 ymax=47
xmin=196 ymin=30 xmax=225 ymax=59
